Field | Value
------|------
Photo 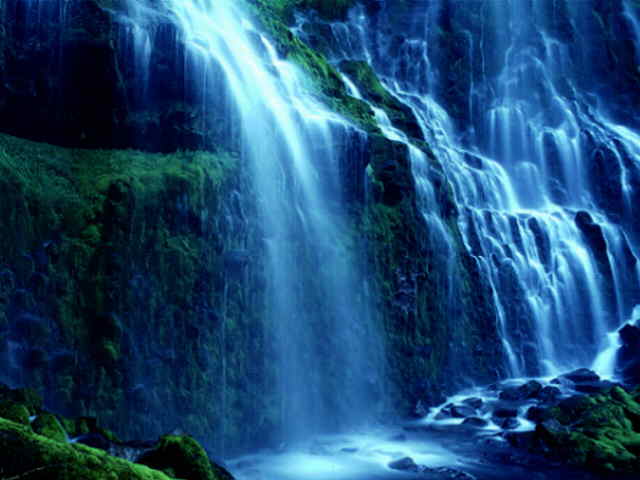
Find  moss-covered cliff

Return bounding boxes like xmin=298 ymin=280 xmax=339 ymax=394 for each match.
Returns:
xmin=0 ymin=132 xmax=275 ymax=452
xmin=0 ymin=0 xmax=509 ymax=454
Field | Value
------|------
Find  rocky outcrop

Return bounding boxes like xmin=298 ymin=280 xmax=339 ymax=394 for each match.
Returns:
xmin=508 ymin=386 xmax=640 ymax=475
xmin=0 ymin=132 xmax=272 ymax=452
xmin=0 ymin=384 xmax=232 ymax=480
xmin=618 ymin=324 xmax=640 ymax=385
xmin=363 ymin=134 xmax=505 ymax=411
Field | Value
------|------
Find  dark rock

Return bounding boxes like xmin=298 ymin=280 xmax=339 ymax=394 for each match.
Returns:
xmin=423 ymin=467 xmax=476 ymax=480
xmin=462 ymin=397 xmax=484 ymax=409
xmin=388 ymin=456 xmax=418 ymax=472
xmin=499 ymin=380 xmax=543 ymax=401
xmin=501 ymin=418 xmax=520 ymax=430
xmin=451 ymin=405 xmax=476 ymax=418
xmin=618 ymin=324 xmax=640 ymax=385
xmin=525 ymin=406 xmax=548 ymax=424
xmin=137 ymin=435 xmax=233 ymax=480
xmin=413 ymin=400 xmax=430 ymax=418
xmin=341 ymin=447 xmax=358 ymax=453
xmin=573 ymin=380 xmax=615 ymax=394
xmin=493 ymin=408 xmax=518 ymax=418
xmin=75 ymin=432 xmax=112 ymax=451
xmin=562 ymin=368 xmax=600 ymax=384
xmin=537 ymin=386 xmax=561 ymax=403
xmin=389 ymin=433 xmax=407 ymax=442
xmin=462 ymin=417 xmax=488 ymax=427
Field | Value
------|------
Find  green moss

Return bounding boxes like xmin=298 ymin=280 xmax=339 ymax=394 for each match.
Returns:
xmin=32 ymin=413 xmax=68 ymax=442
xmin=0 ymin=402 xmax=31 ymax=426
xmin=0 ymin=386 xmax=43 ymax=415
xmin=538 ymin=388 xmax=640 ymax=473
xmin=137 ymin=435 xmax=232 ymax=480
xmin=339 ymin=60 xmax=423 ymax=140
xmin=0 ymin=417 xmax=173 ymax=480
xmin=241 ymin=0 xmax=378 ymax=131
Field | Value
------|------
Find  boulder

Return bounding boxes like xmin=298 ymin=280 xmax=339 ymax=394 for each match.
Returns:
xmin=451 ymin=405 xmax=476 ymax=418
xmin=137 ymin=435 xmax=233 ymax=480
xmin=537 ymin=386 xmax=561 ymax=403
xmin=562 ymin=368 xmax=600 ymax=384
xmin=573 ymin=380 xmax=615 ymax=394
xmin=493 ymin=408 xmax=518 ymax=418
xmin=388 ymin=456 xmax=419 ymax=472
xmin=500 ymin=418 xmax=520 ymax=430
xmin=618 ymin=324 xmax=640 ymax=385
xmin=499 ymin=380 xmax=542 ymax=401
xmin=462 ymin=397 xmax=484 ymax=409
xmin=462 ymin=417 xmax=488 ymax=427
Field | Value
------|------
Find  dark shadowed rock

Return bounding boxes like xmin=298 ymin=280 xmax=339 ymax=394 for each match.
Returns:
xmin=562 ymin=368 xmax=600 ymax=384
xmin=537 ymin=386 xmax=561 ymax=403
xmin=493 ymin=408 xmax=518 ymax=418
xmin=501 ymin=418 xmax=520 ymax=430
xmin=462 ymin=397 xmax=484 ymax=409
xmin=573 ymin=380 xmax=615 ymax=394
xmin=389 ymin=456 xmax=418 ymax=471
xmin=525 ymin=406 xmax=548 ymax=424
xmin=499 ymin=380 xmax=543 ymax=401
xmin=462 ymin=417 xmax=488 ymax=427
xmin=619 ymin=324 xmax=640 ymax=385
xmin=451 ymin=405 xmax=476 ymax=418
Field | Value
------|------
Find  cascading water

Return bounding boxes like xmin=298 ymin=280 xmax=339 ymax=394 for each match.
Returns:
xmin=149 ymin=0 xmax=385 ymax=444
xmin=303 ymin=0 xmax=640 ymax=379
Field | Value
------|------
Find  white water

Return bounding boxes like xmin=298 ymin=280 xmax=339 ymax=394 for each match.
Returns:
xmin=301 ymin=0 xmax=640 ymax=379
xmin=155 ymin=0 xmax=385 ymax=445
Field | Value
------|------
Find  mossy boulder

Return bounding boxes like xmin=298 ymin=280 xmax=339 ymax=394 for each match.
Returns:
xmin=31 ymin=413 xmax=68 ymax=442
xmin=0 ymin=417 xmax=173 ymax=480
xmin=520 ymin=387 xmax=640 ymax=474
xmin=0 ymin=401 xmax=31 ymax=426
xmin=137 ymin=435 xmax=233 ymax=480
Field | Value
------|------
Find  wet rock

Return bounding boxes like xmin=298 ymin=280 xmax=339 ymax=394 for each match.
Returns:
xmin=537 ymin=386 xmax=561 ymax=403
xmin=462 ymin=397 xmax=483 ymax=409
xmin=573 ymin=380 xmax=615 ymax=394
xmin=389 ymin=433 xmax=407 ymax=442
xmin=493 ymin=407 xmax=518 ymax=418
xmin=75 ymin=432 xmax=112 ymax=451
xmin=537 ymin=419 xmax=570 ymax=436
xmin=525 ymin=406 xmax=548 ymax=424
xmin=388 ymin=456 xmax=418 ymax=472
xmin=413 ymin=400 xmax=430 ymax=418
xmin=341 ymin=447 xmax=358 ymax=453
xmin=562 ymin=368 xmax=600 ymax=384
xmin=500 ymin=418 xmax=520 ymax=430
xmin=618 ymin=324 xmax=640 ymax=385
xmin=499 ymin=380 xmax=542 ymax=401
xmin=451 ymin=405 xmax=476 ymax=418
xmin=423 ymin=467 xmax=476 ymax=480
xmin=137 ymin=434 xmax=233 ymax=480
xmin=462 ymin=417 xmax=488 ymax=427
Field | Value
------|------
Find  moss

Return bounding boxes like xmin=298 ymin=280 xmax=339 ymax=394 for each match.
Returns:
xmin=241 ymin=0 xmax=378 ymax=132
xmin=536 ymin=388 xmax=640 ymax=473
xmin=0 ymin=385 xmax=43 ymax=415
xmin=137 ymin=435 xmax=232 ymax=480
xmin=32 ymin=413 xmax=68 ymax=442
xmin=339 ymin=60 xmax=423 ymax=140
xmin=0 ymin=402 xmax=31 ymax=426
xmin=0 ymin=417 xmax=173 ymax=480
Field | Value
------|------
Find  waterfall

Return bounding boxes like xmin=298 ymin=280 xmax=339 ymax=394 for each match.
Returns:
xmin=301 ymin=0 xmax=640 ymax=378
xmin=154 ymin=0 xmax=385 ymax=442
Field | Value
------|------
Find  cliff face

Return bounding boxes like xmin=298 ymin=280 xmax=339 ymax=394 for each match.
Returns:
xmin=0 ymin=0 xmax=514 ymax=450
xmin=5 ymin=0 xmax=637 ymax=455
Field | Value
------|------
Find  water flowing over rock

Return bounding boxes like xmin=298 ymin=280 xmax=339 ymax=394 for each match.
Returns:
xmin=0 ymin=0 xmax=640 ymax=477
